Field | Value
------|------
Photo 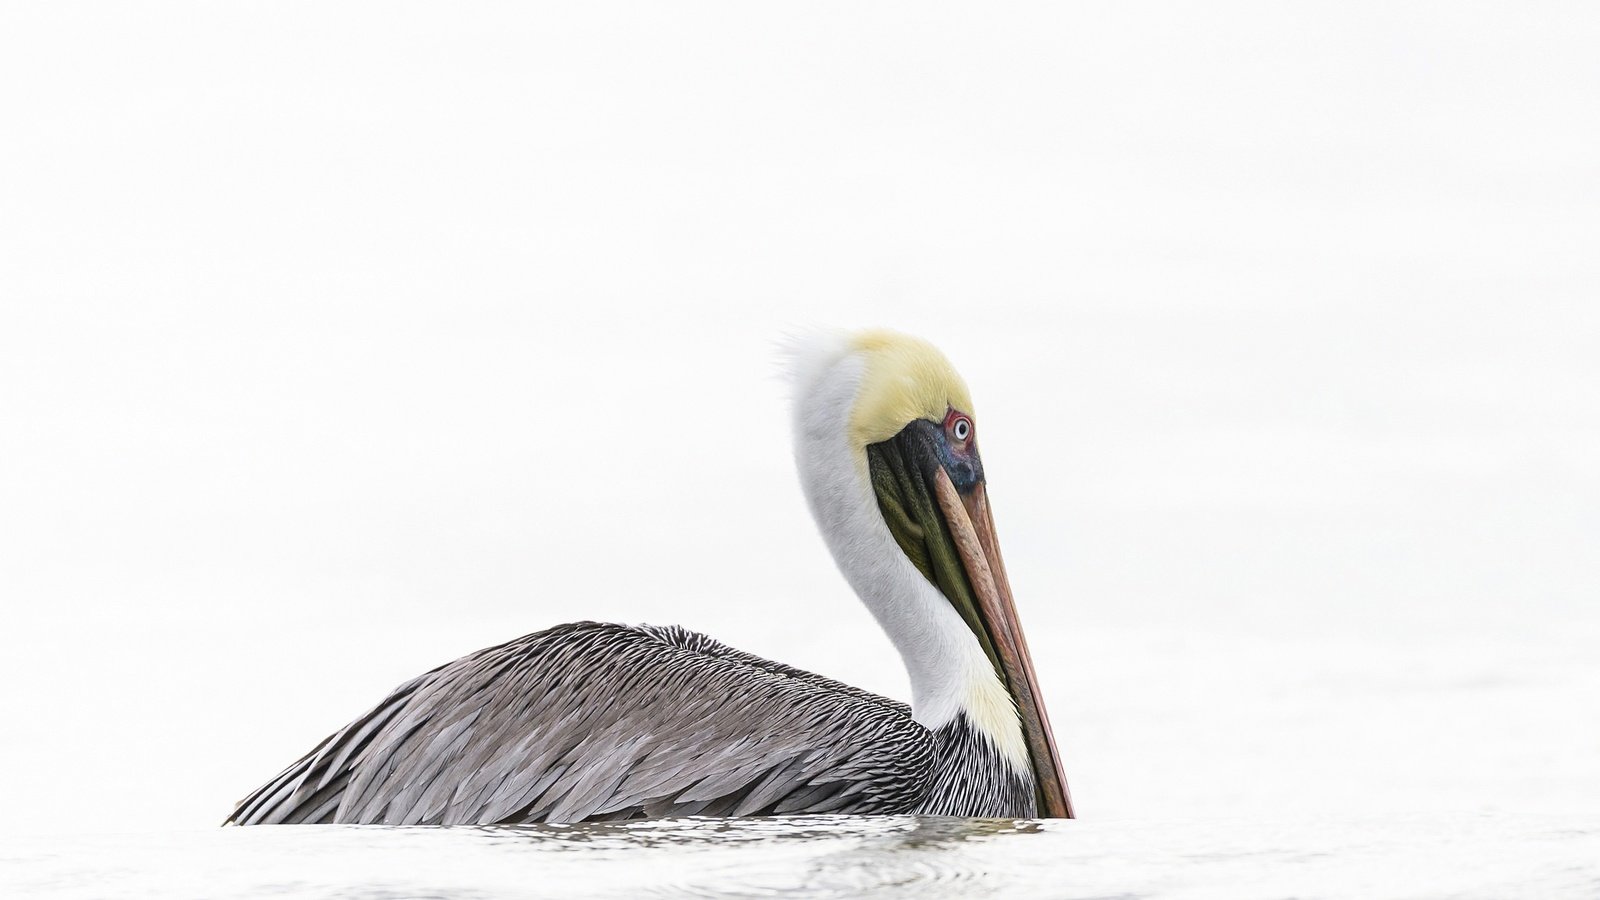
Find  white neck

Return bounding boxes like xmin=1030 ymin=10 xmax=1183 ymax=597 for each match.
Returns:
xmin=788 ymin=334 xmax=1027 ymax=767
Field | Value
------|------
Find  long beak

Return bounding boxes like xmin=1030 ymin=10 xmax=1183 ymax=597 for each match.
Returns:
xmin=931 ymin=469 xmax=1075 ymax=819
xmin=866 ymin=421 xmax=1075 ymax=818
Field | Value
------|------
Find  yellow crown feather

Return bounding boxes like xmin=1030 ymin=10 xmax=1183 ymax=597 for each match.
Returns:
xmin=847 ymin=330 xmax=975 ymax=449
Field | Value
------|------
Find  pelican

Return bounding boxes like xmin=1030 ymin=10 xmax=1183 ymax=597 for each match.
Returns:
xmin=228 ymin=329 xmax=1074 ymax=824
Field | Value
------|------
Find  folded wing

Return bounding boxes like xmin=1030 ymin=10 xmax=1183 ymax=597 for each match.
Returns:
xmin=227 ymin=622 xmax=934 ymax=825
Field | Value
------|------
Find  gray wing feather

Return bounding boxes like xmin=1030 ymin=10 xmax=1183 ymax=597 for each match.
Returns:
xmin=227 ymin=622 xmax=933 ymax=825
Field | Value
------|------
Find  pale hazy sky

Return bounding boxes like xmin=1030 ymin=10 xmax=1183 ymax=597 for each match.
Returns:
xmin=2 ymin=3 xmax=1597 ymax=835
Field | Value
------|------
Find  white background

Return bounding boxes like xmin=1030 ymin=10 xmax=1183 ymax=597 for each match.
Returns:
xmin=2 ymin=3 xmax=1596 ymax=835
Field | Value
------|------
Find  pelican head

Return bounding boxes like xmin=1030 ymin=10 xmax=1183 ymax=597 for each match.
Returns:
xmin=790 ymin=329 xmax=1073 ymax=818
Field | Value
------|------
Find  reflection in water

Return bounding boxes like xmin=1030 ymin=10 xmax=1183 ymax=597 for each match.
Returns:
xmin=473 ymin=815 xmax=1048 ymax=900
xmin=6 ymin=814 xmax=1600 ymax=900
xmin=760 ymin=818 xmax=1046 ymax=900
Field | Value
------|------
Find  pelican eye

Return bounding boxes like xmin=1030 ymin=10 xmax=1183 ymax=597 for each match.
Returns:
xmin=951 ymin=416 xmax=972 ymax=443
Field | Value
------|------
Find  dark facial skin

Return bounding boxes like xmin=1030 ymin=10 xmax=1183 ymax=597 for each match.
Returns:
xmin=881 ymin=409 xmax=984 ymax=496
xmin=935 ymin=408 xmax=983 ymax=492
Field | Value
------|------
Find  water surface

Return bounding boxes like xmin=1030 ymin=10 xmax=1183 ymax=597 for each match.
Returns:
xmin=6 ymin=814 xmax=1597 ymax=899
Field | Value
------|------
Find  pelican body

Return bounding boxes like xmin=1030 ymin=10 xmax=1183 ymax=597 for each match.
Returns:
xmin=228 ymin=330 xmax=1073 ymax=824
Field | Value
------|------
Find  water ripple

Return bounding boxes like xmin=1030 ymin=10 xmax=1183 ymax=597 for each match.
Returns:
xmin=4 ymin=814 xmax=1600 ymax=900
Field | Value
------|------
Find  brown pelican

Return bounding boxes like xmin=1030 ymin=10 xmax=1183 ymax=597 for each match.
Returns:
xmin=228 ymin=329 xmax=1073 ymax=824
